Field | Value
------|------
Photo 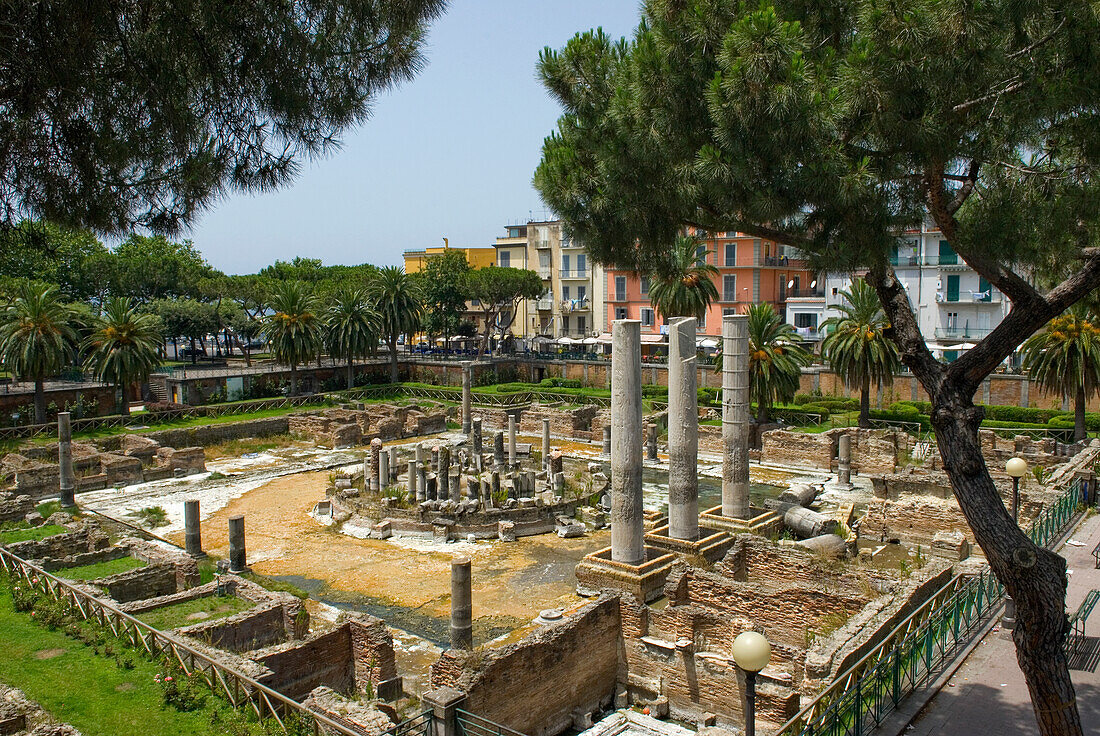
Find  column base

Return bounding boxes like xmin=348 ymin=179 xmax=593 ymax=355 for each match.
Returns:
xmin=644 ymin=525 xmax=734 ymax=563
xmin=698 ymin=505 xmax=784 ymax=537
xmin=574 ymin=546 xmax=677 ymax=603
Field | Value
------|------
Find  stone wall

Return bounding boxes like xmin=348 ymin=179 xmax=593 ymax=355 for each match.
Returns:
xmin=0 ymin=492 xmax=35 ymax=523
xmin=760 ymin=428 xmax=908 ymax=474
xmin=98 ymin=563 xmax=179 ymax=603
xmin=430 ymin=597 xmax=621 ymax=736
xmin=180 ymin=602 xmax=290 ymax=652
xmin=6 ymin=527 xmax=110 ymax=562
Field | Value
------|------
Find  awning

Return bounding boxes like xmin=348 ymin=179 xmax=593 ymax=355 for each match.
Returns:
xmin=699 ymin=338 xmax=719 ymax=348
xmin=640 ymin=334 xmax=665 ymax=344
xmin=596 ymin=333 xmax=613 ymax=344
xmin=558 ymin=336 xmax=577 ymax=345
xmin=582 ymin=337 xmax=599 ymax=345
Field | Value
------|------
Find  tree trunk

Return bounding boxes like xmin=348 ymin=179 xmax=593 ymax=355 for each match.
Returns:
xmin=33 ymin=378 xmax=46 ymax=424
xmin=932 ymin=389 xmax=1081 ymax=735
xmin=289 ymin=364 xmax=298 ymax=396
xmin=859 ymin=373 xmax=871 ymax=428
xmin=347 ymin=359 xmax=354 ymax=390
xmin=244 ymin=343 xmax=252 ymax=367
xmin=118 ymin=381 xmax=130 ymax=415
xmin=189 ymin=337 xmax=198 ymax=365
xmin=389 ymin=337 xmax=399 ymax=384
xmin=1074 ymin=385 xmax=1086 ymax=443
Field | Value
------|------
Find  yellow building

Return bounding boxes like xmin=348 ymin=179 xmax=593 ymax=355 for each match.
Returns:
xmin=403 ymin=244 xmax=497 ymax=273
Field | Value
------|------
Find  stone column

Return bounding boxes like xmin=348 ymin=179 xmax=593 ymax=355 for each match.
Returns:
xmin=58 ymin=412 xmax=75 ymax=507
xmin=228 ymin=515 xmax=247 ymax=573
xmin=668 ymin=316 xmax=699 ymax=541
xmin=461 ymin=364 xmax=473 ymax=435
xmin=611 ymin=319 xmax=645 ymax=565
xmin=491 ymin=471 xmax=501 ymax=503
xmin=417 ymin=462 xmax=428 ymax=502
xmin=541 ymin=419 xmax=551 ymax=472
xmin=388 ymin=447 xmax=399 ymax=484
xmin=472 ymin=418 xmax=483 ymax=457
xmin=646 ymin=423 xmax=658 ymax=461
xmin=184 ymin=499 xmax=204 ymax=557
xmin=466 ymin=476 xmax=479 ymax=501
xmin=432 ymin=445 xmax=440 ymax=474
xmin=493 ymin=431 xmax=505 ymax=470
xmin=409 ymin=461 xmax=421 ymax=501
xmin=369 ymin=438 xmax=382 ymax=492
xmin=378 ymin=450 xmax=390 ymax=492
xmin=439 ymin=446 xmax=451 ymax=500
xmin=722 ymin=314 xmax=751 ymax=519
xmin=450 ymin=470 xmax=461 ymax=502
xmin=450 ymin=558 xmax=473 ymax=649
xmin=602 ymin=426 xmax=612 ymax=457
xmin=526 ymin=470 xmax=536 ymax=499
xmin=838 ymin=433 xmax=852 ymax=486
xmin=507 ymin=415 xmax=517 ymax=468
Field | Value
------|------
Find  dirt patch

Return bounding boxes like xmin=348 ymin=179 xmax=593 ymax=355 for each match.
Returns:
xmin=115 ymin=682 xmax=135 ymax=692
xmin=34 ymin=648 xmax=65 ymax=660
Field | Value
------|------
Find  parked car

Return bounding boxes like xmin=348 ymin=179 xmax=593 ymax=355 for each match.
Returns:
xmin=180 ymin=346 xmax=207 ymax=358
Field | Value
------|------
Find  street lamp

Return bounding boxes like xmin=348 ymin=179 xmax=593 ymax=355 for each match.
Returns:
xmin=732 ymin=631 xmax=772 ymax=736
xmin=1006 ymin=457 xmax=1028 ymax=522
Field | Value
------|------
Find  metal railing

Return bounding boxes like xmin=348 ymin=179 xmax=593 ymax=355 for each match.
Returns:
xmin=0 ymin=547 xmax=370 ymax=735
xmin=456 ymin=709 xmax=527 ymax=736
xmin=775 ymin=478 xmax=1085 ymax=736
xmin=385 ymin=710 xmax=433 ymax=736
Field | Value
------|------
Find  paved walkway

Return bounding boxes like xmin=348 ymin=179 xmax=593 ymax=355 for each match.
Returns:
xmin=908 ymin=513 xmax=1100 ymax=735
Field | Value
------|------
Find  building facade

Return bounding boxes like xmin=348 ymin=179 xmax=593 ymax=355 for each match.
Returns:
xmin=403 ymin=244 xmax=497 ymax=274
xmin=605 ymin=229 xmax=816 ymax=337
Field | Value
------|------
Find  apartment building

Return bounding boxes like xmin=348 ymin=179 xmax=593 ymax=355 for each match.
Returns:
xmin=493 ymin=220 xmax=607 ymax=340
xmin=605 ymin=229 xmax=816 ymax=337
xmin=402 ymin=244 xmax=496 ymax=273
xmin=785 ymin=221 xmax=1011 ymax=358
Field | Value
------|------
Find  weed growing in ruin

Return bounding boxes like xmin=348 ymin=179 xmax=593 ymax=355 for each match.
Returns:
xmin=130 ymin=506 xmax=169 ymax=528
xmin=207 ymin=472 xmax=227 ymax=481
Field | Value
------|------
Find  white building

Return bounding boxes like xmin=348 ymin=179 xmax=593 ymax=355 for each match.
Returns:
xmin=786 ymin=221 xmax=1010 ymax=359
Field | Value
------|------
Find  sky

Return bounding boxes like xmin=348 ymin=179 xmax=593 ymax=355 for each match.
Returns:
xmin=185 ymin=1 xmax=643 ymax=275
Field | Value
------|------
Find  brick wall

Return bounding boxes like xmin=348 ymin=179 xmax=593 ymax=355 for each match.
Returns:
xmin=430 ymin=597 xmax=621 ymax=736
xmin=255 ymin=626 xmax=354 ymax=699
xmin=100 ymin=563 xmax=178 ymax=603
xmin=179 ymin=603 xmax=289 ymax=653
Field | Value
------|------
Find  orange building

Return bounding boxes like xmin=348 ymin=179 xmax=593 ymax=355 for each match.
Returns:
xmin=604 ymin=229 xmax=815 ymax=337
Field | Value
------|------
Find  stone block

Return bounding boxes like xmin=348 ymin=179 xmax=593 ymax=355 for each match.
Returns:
xmin=99 ymin=453 xmax=143 ymax=486
xmin=120 ymin=434 xmax=160 ymax=462
xmin=498 ymin=520 xmax=517 ymax=542
xmin=556 ymin=522 xmax=586 ymax=539
xmin=930 ymin=530 xmax=970 ymax=561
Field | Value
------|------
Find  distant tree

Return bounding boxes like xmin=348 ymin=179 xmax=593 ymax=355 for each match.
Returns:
xmin=264 ymin=282 xmax=322 ymax=396
xmin=0 ymin=284 xmax=77 ymax=422
xmin=821 ymin=280 xmax=902 ymax=428
xmin=415 ymin=250 xmax=471 ymax=345
xmin=1022 ymin=306 xmax=1100 ymax=442
xmin=368 ymin=267 xmax=423 ymax=383
xmin=84 ymin=298 xmax=161 ymax=415
xmin=0 ymin=221 xmax=108 ymax=301
xmin=745 ymin=303 xmax=812 ymax=423
xmin=648 ymin=236 xmax=719 ymax=321
xmin=110 ymin=235 xmax=214 ymax=302
xmin=259 ymin=258 xmax=327 ymax=283
xmin=466 ymin=267 xmax=544 ymax=358
xmin=325 ymin=287 xmax=379 ymax=390
xmin=1 ymin=0 xmax=446 ymax=235
xmin=148 ymin=298 xmax=219 ymax=364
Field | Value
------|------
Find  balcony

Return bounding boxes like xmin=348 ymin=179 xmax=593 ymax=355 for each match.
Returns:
xmin=535 ymin=240 xmax=550 ymax=249
xmin=785 ymin=289 xmax=826 ymax=299
xmin=561 ymin=239 xmax=583 ymax=249
xmin=889 ymin=255 xmax=967 ymax=268
xmin=613 ymin=291 xmax=628 ymax=302
xmin=535 ymin=297 xmax=553 ymax=311
xmin=934 ymin=326 xmax=992 ymax=339
xmin=561 ymin=298 xmax=590 ymax=313
xmin=559 ymin=269 xmax=589 ymax=279
xmin=761 ymin=255 xmax=808 ymax=267
xmin=538 ymin=269 xmax=551 ymax=279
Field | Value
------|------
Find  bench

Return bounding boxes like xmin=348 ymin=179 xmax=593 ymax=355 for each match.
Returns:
xmin=1066 ymin=589 xmax=1100 ymax=653
xmin=1094 ymin=540 xmax=1100 ymax=568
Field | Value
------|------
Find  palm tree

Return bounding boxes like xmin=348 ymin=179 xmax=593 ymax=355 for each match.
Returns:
xmin=821 ymin=279 xmax=901 ymax=428
xmin=84 ymin=298 xmax=161 ymax=415
xmin=265 ymin=281 xmax=322 ymax=396
xmin=1022 ymin=305 xmax=1100 ymax=442
xmin=648 ymin=235 xmax=720 ymax=320
xmin=0 ymin=284 xmax=77 ymax=423
xmin=325 ymin=286 xmax=379 ymax=390
xmin=746 ymin=303 xmax=813 ymax=422
xmin=368 ymin=266 xmax=423 ymax=383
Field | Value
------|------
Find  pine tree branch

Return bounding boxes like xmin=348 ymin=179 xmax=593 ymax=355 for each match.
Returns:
xmin=866 ymin=261 xmax=945 ymax=396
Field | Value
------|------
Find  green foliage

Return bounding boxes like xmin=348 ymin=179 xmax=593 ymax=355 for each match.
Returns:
xmin=368 ymin=266 xmax=423 ymax=381
xmin=264 ymin=281 xmax=322 ymax=394
xmin=0 ymin=222 xmax=109 ymax=301
xmin=0 ymin=282 xmax=78 ymax=422
xmin=0 ymin=523 xmax=67 ymax=544
xmin=539 ymin=377 xmax=583 ymax=389
xmin=465 ymin=267 xmax=544 ymax=357
xmin=83 ymin=297 xmax=161 ymax=414
xmin=109 ymin=236 xmax=214 ymax=302
xmin=324 ymin=286 xmax=378 ymax=389
xmin=416 ymin=250 xmax=472 ymax=339
xmin=647 ymin=236 xmax=719 ymax=320
xmin=1022 ymin=306 xmax=1100 ymax=441
xmin=156 ymin=665 xmax=210 ymax=711
xmin=746 ymin=302 xmax=813 ymax=421
xmin=129 ymin=506 xmax=169 ymax=528
xmin=56 ymin=556 xmax=146 ymax=581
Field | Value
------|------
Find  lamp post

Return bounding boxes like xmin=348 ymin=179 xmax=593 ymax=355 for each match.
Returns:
xmin=732 ymin=631 xmax=772 ymax=736
xmin=1006 ymin=456 xmax=1027 ymax=522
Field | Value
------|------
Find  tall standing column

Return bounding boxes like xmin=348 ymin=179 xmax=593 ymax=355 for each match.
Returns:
xmin=228 ymin=515 xmax=247 ymax=573
xmin=722 ymin=314 xmax=751 ymax=519
xmin=388 ymin=447 xmax=399 ymax=484
xmin=493 ymin=431 xmax=505 ymax=470
xmin=507 ymin=416 xmax=517 ymax=468
xmin=184 ymin=499 xmax=204 ymax=557
xmin=461 ymin=364 xmax=473 ymax=435
xmin=838 ymin=434 xmax=852 ymax=486
xmin=439 ymin=446 xmax=451 ymax=500
xmin=472 ymin=418 xmax=483 ymax=456
xmin=378 ymin=450 xmax=390 ymax=492
xmin=409 ymin=460 xmax=421 ymax=501
xmin=450 ymin=558 xmax=473 ymax=650
xmin=668 ymin=316 xmax=700 ymax=541
xmin=541 ymin=419 xmax=551 ymax=473
xmin=58 ymin=412 xmax=75 ymax=507
xmin=369 ymin=438 xmax=382 ymax=493
xmin=611 ymin=319 xmax=645 ymax=565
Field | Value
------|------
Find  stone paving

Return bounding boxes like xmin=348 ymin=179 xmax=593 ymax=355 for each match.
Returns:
xmin=907 ymin=512 xmax=1100 ymax=735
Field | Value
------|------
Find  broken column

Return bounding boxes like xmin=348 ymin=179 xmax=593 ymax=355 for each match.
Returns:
xmin=838 ymin=433 xmax=852 ymax=486
xmin=184 ymin=499 xmax=204 ymax=557
xmin=722 ymin=314 xmax=751 ymax=519
xmin=668 ymin=316 xmax=699 ymax=541
xmin=379 ymin=450 xmax=390 ymax=492
xmin=439 ymin=446 xmax=451 ymax=500
xmin=417 ymin=461 xmax=428 ymax=502
xmin=409 ymin=460 xmax=421 ymax=501
xmin=493 ymin=431 xmax=505 ymax=470
xmin=508 ymin=415 xmax=517 ymax=468
xmin=646 ymin=423 xmax=658 ymax=461
xmin=450 ymin=558 xmax=473 ymax=650
xmin=472 ymin=417 xmax=483 ymax=458
xmin=450 ymin=470 xmax=461 ymax=502
xmin=58 ymin=412 xmax=75 ymax=507
xmin=388 ymin=447 xmax=399 ymax=484
xmin=369 ymin=438 xmax=382 ymax=493
xmin=228 ymin=515 xmax=247 ymax=573
xmin=461 ymin=363 xmax=473 ymax=435
xmin=602 ymin=426 xmax=612 ymax=457
xmin=542 ymin=418 xmax=551 ymax=472
xmin=611 ymin=319 xmax=645 ymax=565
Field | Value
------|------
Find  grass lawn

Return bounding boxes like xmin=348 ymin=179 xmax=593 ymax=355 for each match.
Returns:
xmin=0 ymin=525 xmax=67 ymax=545
xmin=56 ymin=557 xmax=146 ymax=581
xmin=137 ymin=596 xmax=253 ymax=631
xmin=0 ymin=585 xmax=216 ymax=736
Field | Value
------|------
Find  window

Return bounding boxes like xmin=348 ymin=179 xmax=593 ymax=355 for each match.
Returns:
xmin=562 ymin=316 xmax=570 ymax=333
xmin=722 ymin=275 xmax=737 ymax=302
xmin=499 ymin=251 xmax=511 ymax=268
xmin=615 ymin=307 xmax=629 ymax=320
xmin=640 ymin=308 xmax=655 ymax=326
xmin=577 ymin=285 xmax=586 ymax=301
xmin=947 ymin=312 xmax=959 ymax=329
xmin=640 ymin=276 xmax=650 ymax=296
xmin=563 ymin=286 xmax=570 ymax=300
xmin=696 ymin=245 xmax=708 ymax=266
xmin=977 ymin=276 xmax=992 ymax=302
xmin=615 ymin=276 xmax=627 ymax=301
xmin=723 ymin=307 xmax=738 ymax=317
xmin=946 ymin=275 xmax=960 ymax=302
xmin=561 ymin=254 xmax=570 ymax=276
xmin=578 ymin=316 xmax=586 ymax=333
xmin=577 ymin=254 xmax=586 ymax=276
xmin=538 ymin=252 xmax=550 ymax=274
xmin=939 ymin=240 xmax=957 ymax=265
xmin=724 ymin=242 xmax=737 ymax=266
xmin=508 ymin=227 xmax=523 ymax=238
xmin=794 ymin=313 xmax=818 ymax=329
